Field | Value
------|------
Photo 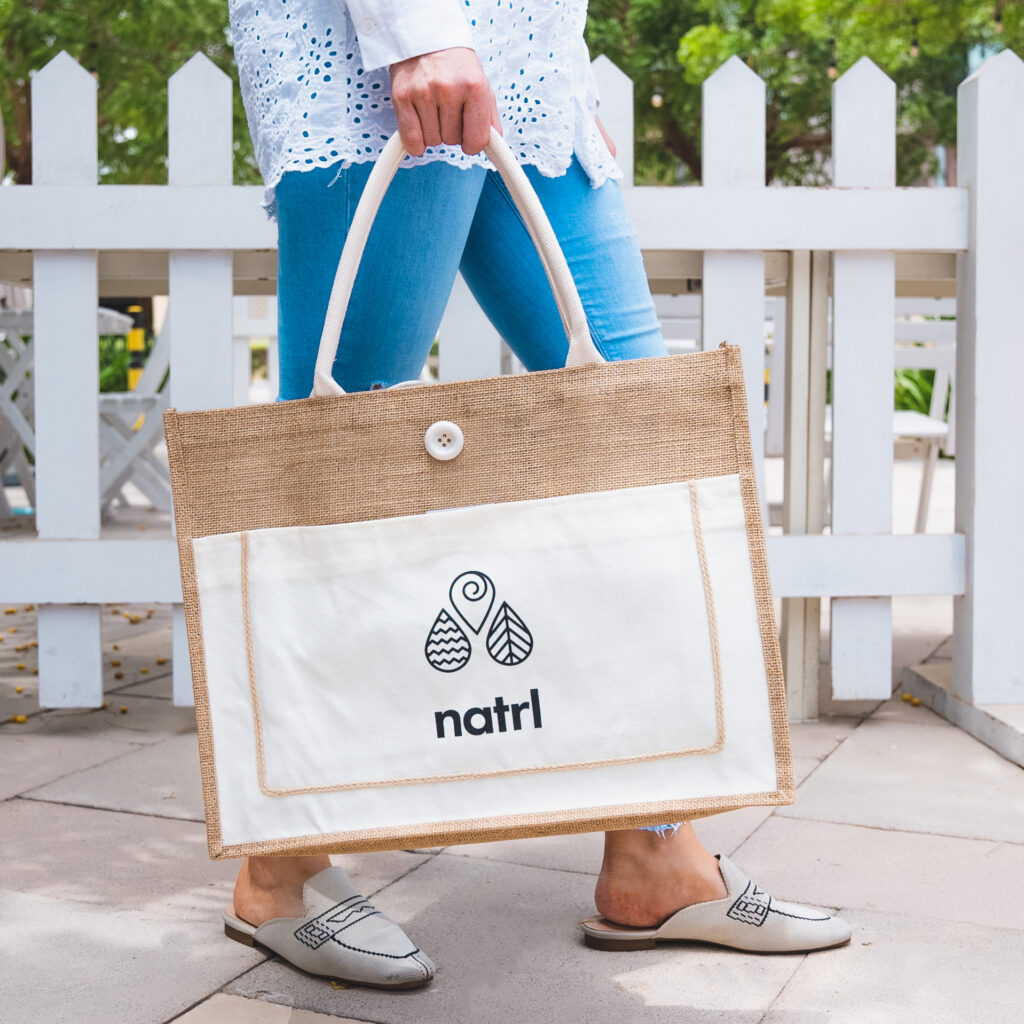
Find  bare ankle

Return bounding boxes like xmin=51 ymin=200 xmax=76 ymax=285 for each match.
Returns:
xmin=595 ymin=828 xmax=727 ymax=927
xmin=233 ymin=855 xmax=331 ymax=926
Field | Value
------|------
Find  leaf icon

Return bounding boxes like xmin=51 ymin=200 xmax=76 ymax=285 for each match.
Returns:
xmin=486 ymin=602 xmax=533 ymax=667
xmin=425 ymin=609 xmax=472 ymax=672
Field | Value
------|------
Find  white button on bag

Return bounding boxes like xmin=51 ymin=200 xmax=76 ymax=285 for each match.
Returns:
xmin=360 ymin=19 xmax=376 ymax=34
xmin=425 ymin=421 xmax=464 ymax=461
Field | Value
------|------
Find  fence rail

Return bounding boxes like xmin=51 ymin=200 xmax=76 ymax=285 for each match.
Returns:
xmin=1 ymin=48 xmax=1022 ymax=719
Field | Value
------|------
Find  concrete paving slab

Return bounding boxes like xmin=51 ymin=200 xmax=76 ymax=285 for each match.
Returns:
xmin=0 ymin=888 xmax=264 ymax=1024
xmin=733 ymin=815 xmax=1024 ymax=932
xmin=172 ymin=992 xmax=366 ymax=1023
xmin=0 ymin=731 xmax=137 ymax=800
xmin=226 ymin=853 xmax=802 ymax=1024
xmin=693 ymin=805 xmax=775 ymax=856
xmin=787 ymin=718 xmax=860 ymax=761
xmin=1 ymin=677 xmax=39 ymax=719
xmin=444 ymin=802 xmax=805 ymax=877
xmin=890 ymin=595 xmax=954 ymax=687
xmin=1 ymin=695 xmax=197 ymax=746
xmin=339 ymin=851 xmax=435 ymax=899
xmin=441 ymin=830 xmax=602 ymax=875
xmin=0 ymin=605 xmax=174 ymax=715
xmin=100 ymin=603 xmax=174 ymax=651
xmin=0 ymin=799 xmax=237 ymax=920
xmin=0 ymin=798 xmax=430 ymax=925
xmin=866 ymin=695 xmax=952 ymax=727
xmin=761 ymin=908 xmax=1024 ymax=1024
xmin=777 ymin=717 xmax=1024 ymax=843
xmin=0 ymin=603 xmax=40 ymax=717
xmin=112 ymin=672 xmax=174 ymax=699
xmin=23 ymin=731 xmax=205 ymax=821
xmin=791 ymin=756 xmax=821 ymax=786
xmin=101 ymin=622 xmax=173 ymax=696
xmin=903 ymin=662 xmax=1024 ymax=770
xmin=104 ymin=622 xmax=173 ymax=659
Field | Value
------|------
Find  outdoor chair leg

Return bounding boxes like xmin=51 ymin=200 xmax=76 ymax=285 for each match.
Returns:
xmin=916 ymin=442 xmax=940 ymax=534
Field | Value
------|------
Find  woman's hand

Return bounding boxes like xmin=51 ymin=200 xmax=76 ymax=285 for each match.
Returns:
xmin=389 ymin=47 xmax=501 ymax=157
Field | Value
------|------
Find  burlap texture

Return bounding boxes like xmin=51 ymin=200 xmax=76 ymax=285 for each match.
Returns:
xmin=164 ymin=346 xmax=794 ymax=859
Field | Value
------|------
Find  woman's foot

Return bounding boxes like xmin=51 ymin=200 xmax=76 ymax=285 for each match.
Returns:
xmin=595 ymin=825 xmax=727 ymax=927
xmin=232 ymin=853 xmax=331 ymax=927
xmin=227 ymin=858 xmax=435 ymax=988
xmin=585 ymin=853 xmax=852 ymax=953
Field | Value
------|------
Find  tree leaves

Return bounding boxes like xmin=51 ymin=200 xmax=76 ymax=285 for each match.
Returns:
xmin=0 ymin=0 xmax=259 ymax=184
xmin=587 ymin=0 xmax=1024 ymax=186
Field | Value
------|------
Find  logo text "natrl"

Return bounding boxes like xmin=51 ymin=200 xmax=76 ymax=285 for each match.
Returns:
xmin=434 ymin=689 xmax=543 ymax=738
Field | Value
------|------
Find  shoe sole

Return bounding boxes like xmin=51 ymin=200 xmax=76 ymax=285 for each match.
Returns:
xmin=224 ymin=921 xmax=434 ymax=990
xmin=583 ymin=932 xmax=852 ymax=954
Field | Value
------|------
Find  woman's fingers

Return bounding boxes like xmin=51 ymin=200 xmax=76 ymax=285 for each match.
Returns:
xmin=390 ymin=47 xmax=499 ymax=155
xmin=438 ymin=93 xmax=464 ymax=148
xmin=393 ymin=95 xmax=427 ymax=156
xmin=461 ymin=81 xmax=494 ymax=154
xmin=417 ymin=102 xmax=445 ymax=150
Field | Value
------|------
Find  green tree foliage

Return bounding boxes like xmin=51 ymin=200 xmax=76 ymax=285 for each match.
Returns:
xmin=0 ymin=0 xmax=258 ymax=184
xmin=3 ymin=1 xmax=1020 ymax=187
xmin=587 ymin=0 xmax=1024 ymax=185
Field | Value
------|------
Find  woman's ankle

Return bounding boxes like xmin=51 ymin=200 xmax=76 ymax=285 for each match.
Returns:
xmin=233 ymin=854 xmax=332 ymax=926
xmin=595 ymin=827 xmax=727 ymax=927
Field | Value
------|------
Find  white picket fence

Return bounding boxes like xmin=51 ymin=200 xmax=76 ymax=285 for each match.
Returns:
xmin=1 ymin=49 xmax=1022 ymax=721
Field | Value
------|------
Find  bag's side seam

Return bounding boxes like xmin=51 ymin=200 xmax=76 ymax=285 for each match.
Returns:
xmin=163 ymin=409 xmax=227 ymax=858
xmin=723 ymin=346 xmax=795 ymax=802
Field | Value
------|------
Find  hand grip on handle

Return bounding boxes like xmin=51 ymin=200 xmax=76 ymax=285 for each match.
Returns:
xmin=311 ymin=128 xmax=604 ymax=397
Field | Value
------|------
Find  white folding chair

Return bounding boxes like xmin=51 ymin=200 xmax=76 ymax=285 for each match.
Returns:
xmin=98 ymin=313 xmax=172 ymax=516
xmin=891 ymin=330 xmax=955 ymax=533
xmin=823 ymin=312 xmax=955 ymax=533
xmin=0 ymin=313 xmax=37 ymax=516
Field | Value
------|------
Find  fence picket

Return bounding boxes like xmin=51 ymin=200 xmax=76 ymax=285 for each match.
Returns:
xmin=32 ymin=53 xmax=104 ymax=707
xmin=5 ymin=50 xmax=1015 ymax=721
xmin=954 ymin=51 xmax=1024 ymax=704
xmin=700 ymin=57 xmax=768 ymax=520
xmin=167 ymin=54 xmax=235 ymax=705
xmin=830 ymin=58 xmax=896 ymax=700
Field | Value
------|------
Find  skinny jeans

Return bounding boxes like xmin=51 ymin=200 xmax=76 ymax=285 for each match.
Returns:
xmin=275 ymin=156 xmax=665 ymax=395
xmin=276 ymin=154 xmax=678 ymax=836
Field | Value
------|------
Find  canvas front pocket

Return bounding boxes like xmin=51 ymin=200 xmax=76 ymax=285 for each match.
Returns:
xmin=192 ymin=476 xmax=747 ymax=796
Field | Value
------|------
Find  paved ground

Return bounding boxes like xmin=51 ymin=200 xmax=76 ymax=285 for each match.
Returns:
xmin=2 ymin=592 xmax=1023 ymax=1023
xmin=5 ymin=460 xmax=1023 ymax=1022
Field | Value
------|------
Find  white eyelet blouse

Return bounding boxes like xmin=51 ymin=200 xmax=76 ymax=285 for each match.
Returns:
xmin=228 ymin=0 xmax=621 ymax=215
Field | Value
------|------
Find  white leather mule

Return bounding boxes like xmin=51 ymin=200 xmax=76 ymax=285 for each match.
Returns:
xmin=582 ymin=855 xmax=851 ymax=954
xmin=224 ymin=866 xmax=435 ymax=989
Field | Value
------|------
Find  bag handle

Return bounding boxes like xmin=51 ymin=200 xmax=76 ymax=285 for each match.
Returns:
xmin=311 ymin=128 xmax=604 ymax=397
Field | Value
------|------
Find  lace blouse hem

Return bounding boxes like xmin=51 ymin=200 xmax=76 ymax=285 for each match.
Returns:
xmin=260 ymin=148 xmax=622 ymax=219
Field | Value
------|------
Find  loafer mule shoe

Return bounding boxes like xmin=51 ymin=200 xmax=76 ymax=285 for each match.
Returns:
xmin=224 ymin=866 xmax=435 ymax=989
xmin=581 ymin=855 xmax=851 ymax=954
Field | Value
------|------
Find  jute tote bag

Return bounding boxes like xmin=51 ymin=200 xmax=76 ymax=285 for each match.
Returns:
xmin=164 ymin=130 xmax=793 ymax=860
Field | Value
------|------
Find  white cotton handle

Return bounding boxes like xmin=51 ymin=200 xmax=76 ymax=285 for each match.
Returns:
xmin=311 ymin=128 xmax=604 ymax=397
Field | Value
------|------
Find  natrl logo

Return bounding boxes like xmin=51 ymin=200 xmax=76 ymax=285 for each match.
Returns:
xmin=424 ymin=571 xmax=541 ymax=741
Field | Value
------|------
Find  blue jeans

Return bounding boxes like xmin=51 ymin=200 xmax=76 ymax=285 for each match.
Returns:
xmin=276 ymin=155 xmax=678 ymax=836
xmin=275 ymin=157 xmax=666 ymax=396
